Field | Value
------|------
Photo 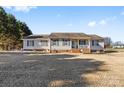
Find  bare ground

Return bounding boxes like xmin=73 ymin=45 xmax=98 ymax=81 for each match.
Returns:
xmin=0 ymin=51 xmax=124 ymax=87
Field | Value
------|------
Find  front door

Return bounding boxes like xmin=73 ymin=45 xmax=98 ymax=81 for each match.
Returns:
xmin=72 ymin=40 xmax=78 ymax=49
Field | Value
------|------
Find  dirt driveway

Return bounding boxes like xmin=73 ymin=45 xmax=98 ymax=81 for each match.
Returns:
xmin=0 ymin=52 xmax=124 ymax=87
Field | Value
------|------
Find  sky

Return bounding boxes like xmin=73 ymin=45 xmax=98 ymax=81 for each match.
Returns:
xmin=3 ymin=6 xmax=124 ymax=42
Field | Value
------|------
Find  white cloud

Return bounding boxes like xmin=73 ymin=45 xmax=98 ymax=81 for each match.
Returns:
xmin=120 ymin=11 xmax=124 ymax=15
xmin=99 ymin=16 xmax=116 ymax=26
xmin=4 ymin=6 xmax=37 ymax=12
xmin=106 ymin=16 xmax=117 ymax=21
xmin=14 ymin=6 xmax=37 ymax=12
xmin=99 ymin=19 xmax=106 ymax=25
xmin=88 ymin=16 xmax=117 ymax=27
xmin=88 ymin=21 xmax=96 ymax=27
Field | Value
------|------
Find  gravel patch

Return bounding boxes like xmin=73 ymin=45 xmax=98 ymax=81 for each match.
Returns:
xmin=0 ymin=53 xmax=123 ymax=87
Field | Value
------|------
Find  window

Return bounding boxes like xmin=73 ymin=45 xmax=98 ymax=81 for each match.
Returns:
xmin=62 ymin=39 xmax=70 ymax=46
xmin=96 ymin=40 xmax=99 ymax=46
xmin=27 ymin=40 xmax=34 ymax=47
xmin=52 ymin=40 xmax=59 ymax=46
xmin=79 ymin=40 xmax=88 ymax=45
xmin=92 ymin=40 xmax=99 ymax=46
xmin=92 ymin=40 xmax=95 ymax=46
xmin=39 ymin=40 xmax=48 ymax=46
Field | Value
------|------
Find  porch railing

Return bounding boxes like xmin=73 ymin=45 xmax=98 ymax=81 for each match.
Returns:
xmin=79 ymin=45 xmax=89 ymax=48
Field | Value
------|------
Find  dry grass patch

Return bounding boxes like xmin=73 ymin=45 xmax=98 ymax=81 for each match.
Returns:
xmin=48 ymin=80 xmax=75 ymax=87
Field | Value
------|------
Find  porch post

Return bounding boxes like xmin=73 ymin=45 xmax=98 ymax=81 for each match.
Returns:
xmin=78 ymin=39 xmax=79 ymax=48
xmin=88 ymin=39 xmax=91 ymax=53
xmin=70 ymin=39 xmax=72 ymax=49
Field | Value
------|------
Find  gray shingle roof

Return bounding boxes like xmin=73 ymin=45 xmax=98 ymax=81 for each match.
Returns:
xmin=49 ymin=32 xmax=91 ymax=39
xmin=24 ymin=33 xmax=103 ymax=40
xmin=89 ymin=34 xmax=103 ymax=40
xmin=24 ymin=34 xmax=49 ymax=39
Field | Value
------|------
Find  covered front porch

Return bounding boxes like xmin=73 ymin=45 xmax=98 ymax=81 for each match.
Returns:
xmin=71 ymin=39 xmax=91 ymax=53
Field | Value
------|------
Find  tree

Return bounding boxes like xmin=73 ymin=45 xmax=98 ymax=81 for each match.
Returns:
xmin=0 ymin=7 xmax=32 ymax=50
xmin=104 ymin=37 xmax=112 ymax=48
xmin=0 ymin=7 xmax=7 ymax=50
xmin=16 ymin=21 xmax=32 ymax=39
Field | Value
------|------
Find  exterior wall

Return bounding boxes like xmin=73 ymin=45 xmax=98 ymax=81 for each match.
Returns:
xmin=50 ymin=40 xmax=72 ymax=50
xmin=90 ymin=40 xmax=104 ymax=51
xmin=23 ymin=39 xmax=50 ymax=51
xmin=34 ymin=39 xmax=50 ymax=50
xmin=23 ymin=39 xmax=35 ymax=50
xmin=23 ymin=38 xmax=104 ymax=53
xmin=50 ymin=39 xmax=91 ymax=53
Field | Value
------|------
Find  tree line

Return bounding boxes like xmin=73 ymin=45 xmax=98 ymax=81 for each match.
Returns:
xmin=0 ymin=7 xmax=32 ymax=50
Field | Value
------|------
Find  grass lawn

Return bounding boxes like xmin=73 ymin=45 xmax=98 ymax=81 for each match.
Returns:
xmin=105 ymin=48 xmax=124 ymax=53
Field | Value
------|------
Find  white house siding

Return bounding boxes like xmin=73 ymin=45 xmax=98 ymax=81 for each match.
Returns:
xmin=23 ymin=39 xmax=35 ymax=50
xmin=34 ymin=39 xmax=50 ymax=50
xmin=23 ymin=39 xmax=50 ymax=50
xmin=90 ymin=40 xmax=104 ymax=50
xmin=23 ymin=39 xmax=104 ymax=52
xmin=51 ymin=40 xmax=72 ymax=50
